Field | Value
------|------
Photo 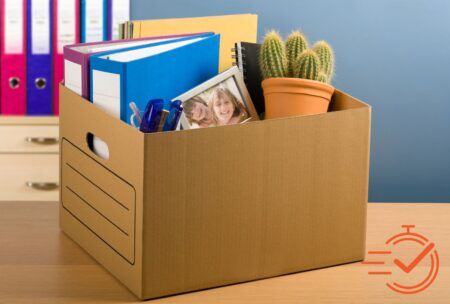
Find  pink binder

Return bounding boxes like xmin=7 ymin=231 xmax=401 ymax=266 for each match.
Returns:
xmin=53 ymin=0 xmax=80 ymax=115
xmin=0 ymin=0 xmax=27 ymax=115
xmin=64 ymin=33 xmax=203 ymax=100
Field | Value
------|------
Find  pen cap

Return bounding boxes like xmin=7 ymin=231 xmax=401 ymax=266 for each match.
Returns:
xmin=140 ymin=99 xmax=164 ymax=133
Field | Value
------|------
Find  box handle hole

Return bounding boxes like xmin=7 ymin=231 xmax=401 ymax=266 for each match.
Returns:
xmin=87 ymin=133 xmax=109 ymax=160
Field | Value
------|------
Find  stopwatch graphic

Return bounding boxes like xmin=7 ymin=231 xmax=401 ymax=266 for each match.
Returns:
xmin=362 ymin=225 xmax=439 ymax=295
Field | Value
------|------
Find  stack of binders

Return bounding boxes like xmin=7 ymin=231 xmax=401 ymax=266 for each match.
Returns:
xmin=0 ymin=0 xmax=130 ymax=116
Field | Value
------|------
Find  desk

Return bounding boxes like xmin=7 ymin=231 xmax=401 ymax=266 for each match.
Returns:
xmin=0 ymin=202 xmax=449 ymax=303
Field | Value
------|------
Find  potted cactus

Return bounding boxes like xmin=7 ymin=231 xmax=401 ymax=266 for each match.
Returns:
xmin=260 ymin=31 xmax=335 ymax=119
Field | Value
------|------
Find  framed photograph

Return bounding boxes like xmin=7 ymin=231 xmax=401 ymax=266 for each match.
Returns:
xmin=175 ymin=66 xmax=259 ymax=130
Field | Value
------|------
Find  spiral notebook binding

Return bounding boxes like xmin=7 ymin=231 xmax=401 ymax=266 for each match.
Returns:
xmin=231 ymin=42 xmax=245 ymax=79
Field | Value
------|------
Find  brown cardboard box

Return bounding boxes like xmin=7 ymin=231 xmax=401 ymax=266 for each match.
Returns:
xmin=59 ymin=84 xmax=371 ymax=300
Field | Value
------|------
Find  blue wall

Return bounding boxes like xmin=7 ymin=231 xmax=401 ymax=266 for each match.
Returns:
xmin=131 ymin=0 xmax=450 ymax=202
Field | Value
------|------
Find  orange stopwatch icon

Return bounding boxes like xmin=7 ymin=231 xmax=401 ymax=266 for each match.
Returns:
xmin=362 ymin=225 xmax=439 ymax=295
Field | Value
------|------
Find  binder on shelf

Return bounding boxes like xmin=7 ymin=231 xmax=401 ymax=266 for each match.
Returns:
xmin=130 ymin=14 xmax=258 ymax=72
xmin=27 ymin=0 xmax=52 ymax=115
xmin=53 ymin=0 xmax=80 ymax=115
xmin=0 ymin=27 xmax=1 ymax=114
xmin=89 ymin=33 xmax=220 ymax=124
xmin=233 ymin=42 xmax=264 ymax=116
xmin=107 ymin=0 xmax=130 ymax=40
xmin=1 ymin=0 xmax=27 ymax=115
xmin=64 ymin=33 xmax=201 ymax=99
xmin=81 ymin=0 xmax=107 ymax=43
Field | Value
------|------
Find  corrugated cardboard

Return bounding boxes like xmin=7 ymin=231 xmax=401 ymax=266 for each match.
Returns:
xmin=59 ymin=84 xmax=371 ymax=299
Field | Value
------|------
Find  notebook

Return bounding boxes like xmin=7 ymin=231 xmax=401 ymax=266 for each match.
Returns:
xmin=130 ymin=14 xmax=258 ymax=72
xmin=233 ymin=42 xmax=264 ymax=116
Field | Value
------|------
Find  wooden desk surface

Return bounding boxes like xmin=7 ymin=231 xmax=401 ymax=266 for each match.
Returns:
xmin=0 ymin=202 xmax=449 ymax=303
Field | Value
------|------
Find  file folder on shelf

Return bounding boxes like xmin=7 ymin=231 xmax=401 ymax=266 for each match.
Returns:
xmin=64 ymin=33 xmax=200 ymax=99
xmin=89 ymin=33 xmax=220 ymax=124
xmin=107 ymin=0 xmax=130 ymax=40
xmin=27 ymin=0 xmax=52 ymax=115
xmin=53 ymin=0 xmax=80 ymax=115
xmin=1 ymin=0 xmax=27 ymax=115
xmin=81 ymin=0 xmax=107 ymax=43
xmin=131 ymin=14 xmax=258 ymax=72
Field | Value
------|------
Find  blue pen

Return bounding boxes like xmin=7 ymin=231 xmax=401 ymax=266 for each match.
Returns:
xmin=139 ymin=99 xmax=165 ymax=133
xmin=163 ymin=100 xmax=183 ymax=131
xmin=140 ymin=99 xmax=184 ymax=133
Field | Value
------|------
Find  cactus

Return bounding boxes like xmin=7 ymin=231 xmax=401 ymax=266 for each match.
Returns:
xmin=285 ymin=31 xmax=309 ymax=77
xmin=293 ymin=50 xmax=321 ymax=81
xmin=312 ymin=41 xmax=334 ymax=83
xmin=260 ymin=31 xmax=288 ymax=79
xmin=317 ymin=73 xmax=328 ymax=83
xmin=260 ymin=30 xmax=335 ymax=84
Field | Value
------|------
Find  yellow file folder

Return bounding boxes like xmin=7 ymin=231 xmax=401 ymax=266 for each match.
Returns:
xmin=131 ymin=14 xmax=258 ymax=71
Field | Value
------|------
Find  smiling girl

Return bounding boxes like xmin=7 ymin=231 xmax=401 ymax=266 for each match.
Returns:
xmin=209 ymin=87 xmax=249 ymax=126
xmin=183 ymin=96 xmax=214 ymax=128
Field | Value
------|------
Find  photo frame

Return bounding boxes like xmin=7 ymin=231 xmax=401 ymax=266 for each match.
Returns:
xmin=175 ymin=66 xmax=259 ymax=130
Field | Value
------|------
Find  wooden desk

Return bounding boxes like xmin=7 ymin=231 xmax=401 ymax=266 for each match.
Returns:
xmin=0 ymin=202 xmax=449 ymax=303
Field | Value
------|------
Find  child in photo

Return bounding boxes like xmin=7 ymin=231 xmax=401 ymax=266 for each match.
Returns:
xmin=182 ymin=96 xmax=214 ymax=128
xmin=209 ymin=87 xmax=249 ymax=126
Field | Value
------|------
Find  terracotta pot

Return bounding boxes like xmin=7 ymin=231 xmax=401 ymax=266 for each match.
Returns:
xmin=262 ymin=78 xmax=335 ymax=119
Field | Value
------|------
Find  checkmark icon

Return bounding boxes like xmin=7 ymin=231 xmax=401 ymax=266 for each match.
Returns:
xmin=394 ymin=242 xmax=435 ymax=274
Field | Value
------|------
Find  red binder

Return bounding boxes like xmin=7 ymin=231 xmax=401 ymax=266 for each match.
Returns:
xmin=53 ymin=0 xmax=80 ymax=115
xmin=0 ymin=0 xmax=27 ymax=115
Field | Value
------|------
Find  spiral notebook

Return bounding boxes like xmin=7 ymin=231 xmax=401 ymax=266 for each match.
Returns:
xmin=232 ymin=42 xmax=264 ymax=116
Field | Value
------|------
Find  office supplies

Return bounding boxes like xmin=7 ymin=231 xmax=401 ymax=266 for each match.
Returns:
xmin=130 ymin=14 xmax=258 ymax=72
xmin=129 ymin=102 xmax=142 ymax=128
xmin=27 ymin=0 xmax=52 ymax=115
xmin=164 ymin=100 xmax=183 ymax=131
xmin=53 ymin=0 xmax=80 ymax=115
xmin=89 ymin=33 xmax=219 ymax=124
xmin=139 ymin=99 xmax=183 ymax=133
xmin=127 ymin=21 xmax=133 ymax=38
xmin=107 ymin=0 xmax=130 ymax=40
xmin=64 ymin=33 xmax=200 ymax=99
xmin=120 ymin=21 xmax=133 ymax=39
xmin=81 ymin=0 xmax=107 ymax=43
xmin=233 ymin=42 xmax=265 ymax=116
xmin=139 ymin=99 xmax=166 ymax=133
xmin=1 ymin=0 xmax=27 ymax=115
xmin=118 ymin=22 xmax=124 ymax=39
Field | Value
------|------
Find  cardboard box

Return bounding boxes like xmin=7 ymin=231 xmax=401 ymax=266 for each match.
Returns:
xmin=59 ymin=84 xmax=371 ymax=300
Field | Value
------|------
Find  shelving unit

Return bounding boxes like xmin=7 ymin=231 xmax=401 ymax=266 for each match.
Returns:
xmin=0 ymin=116 xmax=59 ymax=202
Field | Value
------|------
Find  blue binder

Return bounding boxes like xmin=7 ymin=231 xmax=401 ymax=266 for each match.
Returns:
xmin=81 ymin=0 xmax=108 ymax=43
xmin=27 ymin=0 xmax=52 ymax=115
xmin=89 ymin=33 xmax=220 ymax=124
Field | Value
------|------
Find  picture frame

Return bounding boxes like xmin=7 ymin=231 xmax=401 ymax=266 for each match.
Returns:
xmin=175 ymin=66 xmax=260 ymax=130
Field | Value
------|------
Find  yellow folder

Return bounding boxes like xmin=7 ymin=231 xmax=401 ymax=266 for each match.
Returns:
xmin=132 ymin=14 xmax=258 ymax=72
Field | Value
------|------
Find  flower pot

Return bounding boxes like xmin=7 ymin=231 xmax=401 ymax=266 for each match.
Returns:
xmin=262 ymin=78 xmax=335 ymax=119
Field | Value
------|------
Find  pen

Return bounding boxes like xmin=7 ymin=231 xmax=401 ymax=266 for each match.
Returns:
xmin=157 ymin=110 xmax=169 ymax=132
xmin=163 ymin=100 xmax=183 ymax=131
xmin=129 ymin=102 xmax=142 ymax=128
xmin=139 ymin=99 xmax=164 ymax=133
